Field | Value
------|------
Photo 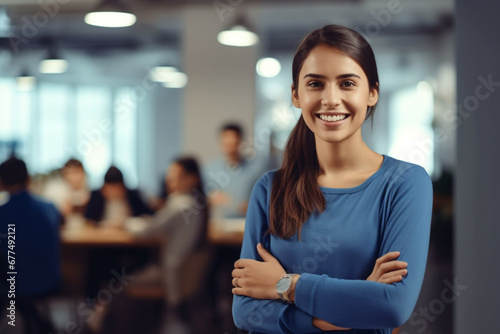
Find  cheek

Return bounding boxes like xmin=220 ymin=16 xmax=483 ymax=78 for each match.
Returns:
xmin=301 ymin=110 xmax=318 ymax=133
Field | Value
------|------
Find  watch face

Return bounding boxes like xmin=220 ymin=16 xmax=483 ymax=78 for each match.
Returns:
xmin=276 ymin=276 xmax=292 ymax=294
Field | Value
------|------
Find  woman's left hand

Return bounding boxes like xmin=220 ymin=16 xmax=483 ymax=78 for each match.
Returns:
xmin=232 ymin=243 xmax=286 ymax=300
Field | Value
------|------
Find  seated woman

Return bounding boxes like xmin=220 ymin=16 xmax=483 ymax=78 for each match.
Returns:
xmin=85 ymin=166 xmax=153 ymax=228
xmin=126 ymin=156 xmax=209 ymax=331
xmin=43 ymin=158 xmax=90 ymax=219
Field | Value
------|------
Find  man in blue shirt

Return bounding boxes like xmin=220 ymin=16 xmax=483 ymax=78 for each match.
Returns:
xmin=0 ymin=157 xmax=61 ymax=332
xmin=204 ymin=123 xmax=265 ymax=219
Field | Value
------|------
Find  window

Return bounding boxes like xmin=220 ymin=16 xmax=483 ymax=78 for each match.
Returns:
xmin=388 ymin=82 xmax=435 ymax=175
xmin=0 ymin=80 xmax=139 ymax=188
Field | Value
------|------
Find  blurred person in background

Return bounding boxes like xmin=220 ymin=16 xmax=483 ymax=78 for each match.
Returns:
xmin=84 ymin=166 xmax=153 ymax=332
xmin=0 ymin=157 xmax=61 ymax=333
xmin=126 ymin=156 xmax=210 ymax=334
xmin=85 ymin=166 xmax=153 ymax=228
xmin=204 ymin=123 xmax=264 ymax=219
xmin=43 ymin=158 xmax=90 ymax=219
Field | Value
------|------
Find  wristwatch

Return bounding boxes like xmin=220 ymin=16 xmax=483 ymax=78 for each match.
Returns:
xmin=276 ymin=274 xmax=296 ymax=304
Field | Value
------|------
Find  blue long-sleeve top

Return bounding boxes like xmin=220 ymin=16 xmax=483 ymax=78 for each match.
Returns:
xmin=232 ymin=154 xmax=433 ymax=334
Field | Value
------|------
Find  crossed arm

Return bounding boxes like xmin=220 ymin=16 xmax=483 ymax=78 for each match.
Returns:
xmin=232 ymin=243 xmax=407 ymax=331
xmin=231 ymin=168 xmax=432 ymax=333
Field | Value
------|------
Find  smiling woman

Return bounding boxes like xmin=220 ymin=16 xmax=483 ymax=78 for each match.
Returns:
xmin=295 ymin=46 xmax=378 ymax=147
xmin=231 ymin=25 xmax=433 ymax=334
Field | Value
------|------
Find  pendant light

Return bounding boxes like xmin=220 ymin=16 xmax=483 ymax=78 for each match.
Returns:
xmin=217 ymin=13 xmax=259 ymax=47
xmin=84 ymin=0 xmax=136 ymax=28
xmin=17 ymin=70 xmax=35 ymax=91
xmin=149 ymin=65 xmax=188 ymax=89
xmin=39 ymin=48 xmax=68 ymax=74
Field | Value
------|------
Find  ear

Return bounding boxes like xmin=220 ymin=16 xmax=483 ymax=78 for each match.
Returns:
xmin=291 ymin=84 xmax=300 ymax=108
xmin=368 ymin=83 xmax=379 ymax=107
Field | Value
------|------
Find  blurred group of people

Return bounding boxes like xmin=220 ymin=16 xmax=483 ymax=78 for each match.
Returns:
xmin=0 ymin=122 xmax=268 ymax=333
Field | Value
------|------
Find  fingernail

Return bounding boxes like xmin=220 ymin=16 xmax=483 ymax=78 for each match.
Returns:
xmin=257 ymin=243 xmax=262 ymax=248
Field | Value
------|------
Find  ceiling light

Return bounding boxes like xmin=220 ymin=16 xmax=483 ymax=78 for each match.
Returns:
xmin=149 ymin=66 xmax=187 ymax=88
xmin=161 ymin=72 xmax=188 ymax=89
xmin=256 ymin=57 xmax=281 ymax=78
xmin=84 ymin=0 xmax=136 ymax=28
xmin=39 ymin=50 xmax=68 ymax=74
xmin=217 ymin=14 xmax=259 ymax=47
xmin=149 ymin=66 xmax=178 ymax=83
xmin=17 ymin=71 xmax=35 ymax=91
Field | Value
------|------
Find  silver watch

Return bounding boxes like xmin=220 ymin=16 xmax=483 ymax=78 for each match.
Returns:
xmin=276 ymin=274 xmax=295 ymax=304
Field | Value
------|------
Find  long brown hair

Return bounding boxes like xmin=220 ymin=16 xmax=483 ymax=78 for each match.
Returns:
xmin=269 ymin=25 xmax=380 ymax=239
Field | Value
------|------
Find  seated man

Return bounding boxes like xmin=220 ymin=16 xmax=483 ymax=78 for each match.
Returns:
xmin=85 ymin=166 xmax=153 ymax=228
xmin=0 ymin=157 xmax=61 ymax=332
xmin=83 ymin=166 xmax=153 ymax=331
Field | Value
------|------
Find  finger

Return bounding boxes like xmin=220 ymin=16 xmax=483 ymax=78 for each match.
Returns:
xmin=379 ymin=261 xmax=408 ymax=273
xmin=232 ymin=277 xmax=239 ymax=287
xmin=232 ymin=268 xmax=244 ymax=278
xmin=385 ymin=269 xmax=408 ymax=278
xmin=232 ymin=287 xmax=246 ymax=296
xmin=380 ymin=269 xmax=408 ymax=282
xmin=234 ymin=259 xmax=252 ymax=269
xmin=380 ymin=275 xmax=404 ymax=284
xmin=376 ymin=251 xmax=401 ymax=264
xmin=257 ymin=243 xmax=277 ymax=263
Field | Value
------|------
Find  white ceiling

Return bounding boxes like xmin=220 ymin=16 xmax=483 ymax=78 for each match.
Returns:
xmin=0 ymin=0 xmax=454 ymax=82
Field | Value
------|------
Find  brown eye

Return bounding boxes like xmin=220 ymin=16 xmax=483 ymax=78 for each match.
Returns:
xmin=308 ymin=81 xmax=323 ymax=88
xmin=341 ymin=81 xmax=355 ymax=88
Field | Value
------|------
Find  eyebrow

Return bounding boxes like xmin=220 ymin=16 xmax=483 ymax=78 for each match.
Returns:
xmin=303 ymin=73 xmax=361 ymax=80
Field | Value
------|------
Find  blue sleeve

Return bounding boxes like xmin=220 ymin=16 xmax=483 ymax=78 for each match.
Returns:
xmin=294 ymin=166 xmax=433 ymax=329
xmin=232 ymin=172 xmax=319 ymax=334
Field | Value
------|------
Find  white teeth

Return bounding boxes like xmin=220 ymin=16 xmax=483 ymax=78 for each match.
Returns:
xmin=318 ymin=114 xmax=347 ymax=122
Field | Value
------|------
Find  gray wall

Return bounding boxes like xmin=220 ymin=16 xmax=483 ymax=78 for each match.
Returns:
xmin=182 ymin=6 xmax=257 ymax=165
xmin=455 ymin=0 xmax=500 ymax=332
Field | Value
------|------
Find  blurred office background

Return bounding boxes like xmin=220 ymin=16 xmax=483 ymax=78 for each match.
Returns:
xmin=0 ymin=0 xmax=498 ymax=333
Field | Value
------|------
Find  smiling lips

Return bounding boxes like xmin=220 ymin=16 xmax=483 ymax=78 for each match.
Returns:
xmin=316 ymin=113 xmax=350 ymax=123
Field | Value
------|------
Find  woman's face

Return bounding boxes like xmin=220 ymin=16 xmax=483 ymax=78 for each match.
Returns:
xmin=63 ymin=166 xmax=86 ymax=189
xmin=166 ymin=163 xmax=198 ymax=194
xmin=292 ymin=44 xmax=378 ymax=144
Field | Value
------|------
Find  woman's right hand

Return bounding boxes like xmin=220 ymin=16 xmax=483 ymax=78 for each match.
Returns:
xmin=367 ymin=251 xmax=408 ymax=284
xmin=313 ymin=251 xmax=407 ymax=332
xmin=368 ymin=251 xmax=407 ymax=334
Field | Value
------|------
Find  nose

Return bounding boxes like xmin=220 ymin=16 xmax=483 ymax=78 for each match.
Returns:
xmin=321 ymin=85 xmax=341 ymax=108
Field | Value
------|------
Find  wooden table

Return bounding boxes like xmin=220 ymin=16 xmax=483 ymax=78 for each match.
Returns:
xmin=61 ymin=225 xmax=161 ymax=247
xmin=59 ymin=219 xmax=245 ymax=295
xmin=61 ymin=219 xmax=245 ymax=247
xmin=207 ymin=219 xmax=245 ymax=246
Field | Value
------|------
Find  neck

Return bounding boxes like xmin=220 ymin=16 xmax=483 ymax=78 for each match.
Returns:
xmin=227 ymin=153 xmax=241 ymax=166
xmin=315 ymin=131 xmax=376 ymax=175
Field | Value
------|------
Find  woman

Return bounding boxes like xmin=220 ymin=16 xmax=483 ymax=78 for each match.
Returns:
xmin=231 ymin=25 xmax=432 ymax=333
xmin=130 ymin=157 xmax=209 ymax=308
